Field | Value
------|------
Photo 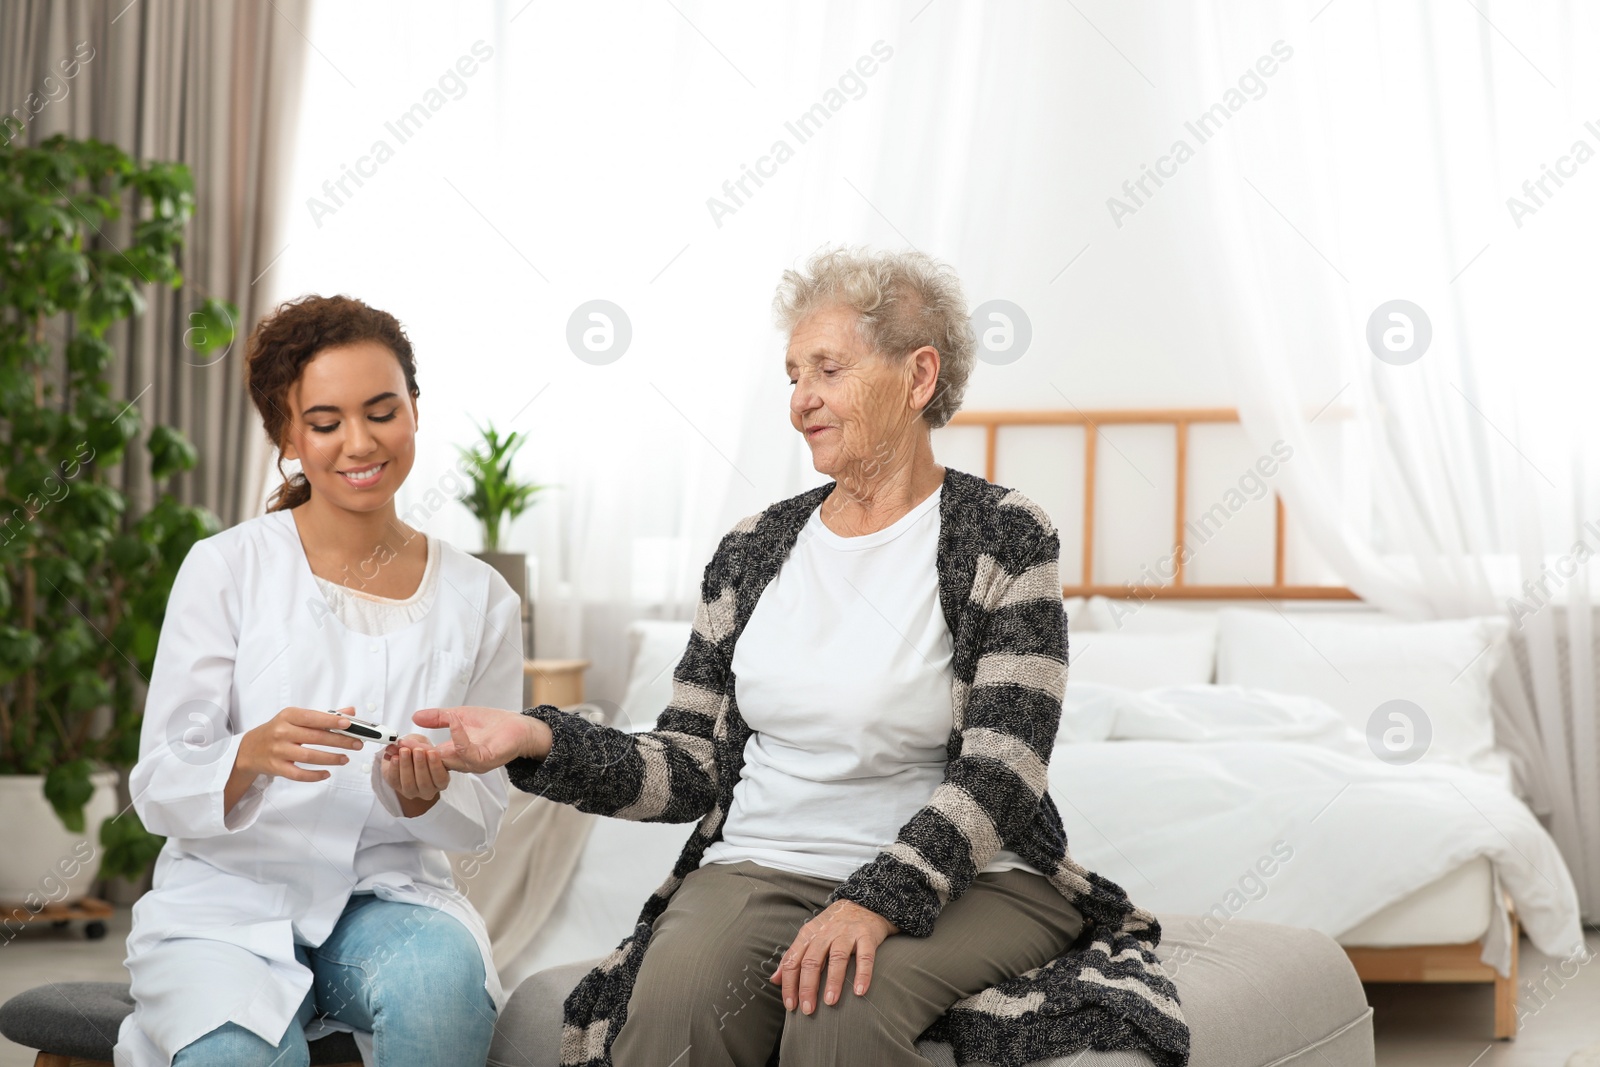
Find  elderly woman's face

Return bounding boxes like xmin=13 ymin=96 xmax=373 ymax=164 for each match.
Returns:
xmin=786 ymin=304 xmax=922 ymax=478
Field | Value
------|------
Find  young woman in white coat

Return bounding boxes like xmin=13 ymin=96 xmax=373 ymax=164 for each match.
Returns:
xmin=113 ymin=295 xmax=522 ymax=1067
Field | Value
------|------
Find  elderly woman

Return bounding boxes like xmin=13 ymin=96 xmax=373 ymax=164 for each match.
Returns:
xmin=418 ymin=248 xmax=1189 ymax=1067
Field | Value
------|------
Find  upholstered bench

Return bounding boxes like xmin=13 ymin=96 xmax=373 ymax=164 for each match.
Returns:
xmin=488 ymin=914 xmax=1375 ymax=1067
xmin=0 ymin=982 xmax=362 ymax=1067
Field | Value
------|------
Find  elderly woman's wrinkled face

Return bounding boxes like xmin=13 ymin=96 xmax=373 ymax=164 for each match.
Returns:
xmin=786 ymin=305 xmax=921 ymax=479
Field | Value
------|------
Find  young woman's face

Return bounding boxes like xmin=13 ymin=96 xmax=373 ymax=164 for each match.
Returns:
xmin=280 ymin=340 xmax=418 ymax=513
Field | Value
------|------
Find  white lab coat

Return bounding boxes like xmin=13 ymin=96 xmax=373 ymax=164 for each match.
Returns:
xmin=113 ymin=509 xmax=520 ymax=1067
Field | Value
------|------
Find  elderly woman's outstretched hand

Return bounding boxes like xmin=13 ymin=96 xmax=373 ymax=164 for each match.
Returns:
xmin=412 ymin=706 xmax=552 ymax=773
xmin=769 ymin=899 xmax=899 ymax=1015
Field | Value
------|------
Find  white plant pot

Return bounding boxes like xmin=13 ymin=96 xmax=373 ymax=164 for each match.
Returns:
xmin=0 ymin=770 xmax=117 ymax=905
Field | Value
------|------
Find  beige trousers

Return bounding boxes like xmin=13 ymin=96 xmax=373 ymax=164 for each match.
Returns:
xmin=611 ymin=858 xmax=1085 ymax=1067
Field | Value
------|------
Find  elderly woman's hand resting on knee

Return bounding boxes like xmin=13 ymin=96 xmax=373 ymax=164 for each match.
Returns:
xmin=768 ymin=897 xmax=899 ymax=1014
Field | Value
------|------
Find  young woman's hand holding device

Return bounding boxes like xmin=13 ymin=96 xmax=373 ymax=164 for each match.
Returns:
xmin=220 ymin=701 xmax=456 ymax=819
xmin=223 ymin=705 xmax=364 ymax=813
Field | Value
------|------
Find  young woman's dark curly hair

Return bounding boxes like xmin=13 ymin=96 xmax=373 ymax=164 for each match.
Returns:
xmin=246 ymin=295 xmax=420 ymax=512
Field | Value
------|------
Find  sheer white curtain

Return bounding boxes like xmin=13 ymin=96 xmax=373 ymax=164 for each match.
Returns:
xmin=267 ymin=1 xmax=1085 ymax=704
xmin=1185 ymin=0 xmax=1600 ymax=918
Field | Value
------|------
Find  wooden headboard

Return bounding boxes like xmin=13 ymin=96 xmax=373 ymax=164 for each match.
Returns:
xmin=946 ymin=407 xmax=1356 ymax=601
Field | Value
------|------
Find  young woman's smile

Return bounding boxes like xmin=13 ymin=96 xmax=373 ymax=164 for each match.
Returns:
xmin=338 ymin=460 xmax=388 ymax=488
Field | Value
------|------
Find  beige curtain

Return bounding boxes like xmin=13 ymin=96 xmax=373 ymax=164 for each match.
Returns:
xmin=3 ymin=0 xmax=310 ymax=526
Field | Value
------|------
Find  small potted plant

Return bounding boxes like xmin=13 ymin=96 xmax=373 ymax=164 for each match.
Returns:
xmin=0 ymin=132 xmax=236 ymax=918
xmin=456 ymin=421 xmax=544 ymax=650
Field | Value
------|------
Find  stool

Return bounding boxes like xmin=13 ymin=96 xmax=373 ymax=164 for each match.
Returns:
xmin=0 ymin=982 xmax=362 ymax=1066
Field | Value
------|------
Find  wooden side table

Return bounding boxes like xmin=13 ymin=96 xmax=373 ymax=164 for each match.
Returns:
xmin=524 ymin=658 xmax=589 ymax=709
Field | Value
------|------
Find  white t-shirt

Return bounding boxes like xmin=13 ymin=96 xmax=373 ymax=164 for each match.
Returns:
xmin=700 ymin=485 xmax=1044 ymax=881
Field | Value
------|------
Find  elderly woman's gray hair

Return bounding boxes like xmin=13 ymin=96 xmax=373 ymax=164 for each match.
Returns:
xmin=772 ymin=247 xmax=977 ymax=430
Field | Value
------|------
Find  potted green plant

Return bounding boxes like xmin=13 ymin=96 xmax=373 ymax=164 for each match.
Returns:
xmin=0 ymin=132 xmax=236 ymax=907
xmin=455 ymin=421 xmax=544 ymax=652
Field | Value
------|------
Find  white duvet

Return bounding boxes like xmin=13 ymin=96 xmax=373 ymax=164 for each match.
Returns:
xmin=503 ymin=682 xmax=1587 ymax=988
xmin=1051 ymin=684 xmax=1586 ymax=975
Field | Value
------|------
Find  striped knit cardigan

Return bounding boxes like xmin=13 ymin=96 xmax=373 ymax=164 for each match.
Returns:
xmin=506 ymin=467 xmax=1190 ymax=1067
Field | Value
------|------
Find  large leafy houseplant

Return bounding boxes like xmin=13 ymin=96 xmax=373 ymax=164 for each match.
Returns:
xmin=0 ymin=132 xmax=236 ymax=880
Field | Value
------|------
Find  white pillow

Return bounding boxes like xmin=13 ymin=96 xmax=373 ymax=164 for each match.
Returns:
xmin=1062 ymin=596 xmax=1087 ymax=632
xmin=1215 ymin=609 xmax=1509 ymax=772
xmin=1058 ymin=683 xmax=1120 ymax=743
xmin=1067 ymin=629 xmax=1216 ymax=689
xmin=1084 ymin=596 xmax=1218 ymax=644
xmin=617 ymin=620 xmax=694 ymax=732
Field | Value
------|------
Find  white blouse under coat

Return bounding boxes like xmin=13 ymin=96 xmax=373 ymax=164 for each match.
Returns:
xmin=311 ymin=532 xmax=441 ymax=636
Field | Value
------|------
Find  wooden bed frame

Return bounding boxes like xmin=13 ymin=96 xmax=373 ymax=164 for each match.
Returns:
xmin=949 ymin=406 xmax=1521 ymax=1040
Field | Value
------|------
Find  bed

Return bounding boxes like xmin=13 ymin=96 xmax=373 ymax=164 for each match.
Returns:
xmin=938 ymin=406 xmax=1583 ymax=1040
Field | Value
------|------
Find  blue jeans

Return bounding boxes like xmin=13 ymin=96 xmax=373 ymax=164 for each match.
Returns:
xmin=172 ymin=893 xmax=496 ymax=1067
